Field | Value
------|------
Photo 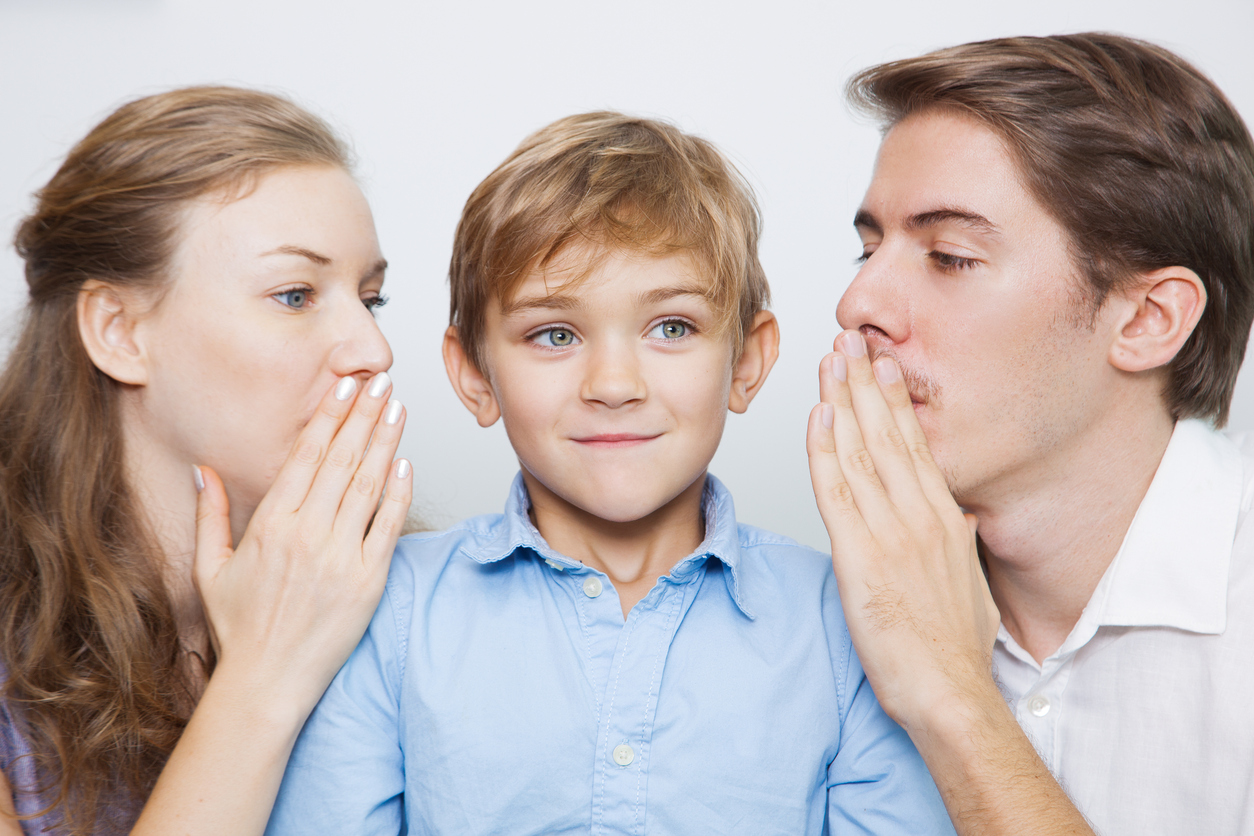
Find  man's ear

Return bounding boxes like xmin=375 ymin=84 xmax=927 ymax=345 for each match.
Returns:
xmin=442 ymin=325 xmax=501 ymax=427
xmin=77 ymin=280 xmax=149 ymax=386
xmin=729 ymin=311 xmax=780 ymax=414
xmin=1108 ymin=267 xmax=1206 ymax=373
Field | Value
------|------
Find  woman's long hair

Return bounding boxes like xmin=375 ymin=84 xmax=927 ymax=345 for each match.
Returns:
xmin=0 ymin=86 xmax=349 ymax=834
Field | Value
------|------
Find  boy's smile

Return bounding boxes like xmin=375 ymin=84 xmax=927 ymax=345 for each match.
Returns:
xmin=445 ymin=235 xmax=777 ymax=614
xmin=482 ymin=246 xmax=735 ymax=529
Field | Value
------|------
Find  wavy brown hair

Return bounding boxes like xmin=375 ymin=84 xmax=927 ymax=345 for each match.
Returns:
xmin=0 ymin=86 xmax=349 ymax=834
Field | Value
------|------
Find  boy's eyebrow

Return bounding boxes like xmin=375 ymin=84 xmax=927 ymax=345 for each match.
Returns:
xmin=499 ymin=294 xmax=584 ymax=316
xmin=637 ymin=284 xmax=710 ymax=305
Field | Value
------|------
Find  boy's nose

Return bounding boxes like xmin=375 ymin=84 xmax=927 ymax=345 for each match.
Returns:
xmin=581 ymin=344 xmax=645 ymax=408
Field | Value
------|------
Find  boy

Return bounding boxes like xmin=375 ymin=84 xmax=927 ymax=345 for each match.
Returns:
xmin=266 ymin=112 xmax=951 ymax=834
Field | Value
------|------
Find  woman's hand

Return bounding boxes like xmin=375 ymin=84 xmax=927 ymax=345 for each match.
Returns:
xmin=192 ymin=371 xmax=411 ymax=716
xmin=132 ymin=372 xmax=410 ymax=836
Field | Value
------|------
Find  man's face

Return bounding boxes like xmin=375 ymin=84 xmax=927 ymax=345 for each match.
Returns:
xmin=837 ymin=110 xmax=1115 ymax=507
xmin=479 ymin=246 xmax=737 ymax=525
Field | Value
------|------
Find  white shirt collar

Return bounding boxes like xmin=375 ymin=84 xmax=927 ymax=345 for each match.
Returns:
xmin=1085 ymin=418 xmax=1243 ymax=634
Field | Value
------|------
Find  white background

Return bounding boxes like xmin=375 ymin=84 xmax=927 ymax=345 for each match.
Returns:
xmin=1 ymin=0 xmax=1251 ymax=549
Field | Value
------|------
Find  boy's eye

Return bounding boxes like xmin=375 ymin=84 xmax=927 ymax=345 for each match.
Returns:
xmin=649 ymin=320 xmax=689 ymax=340
xmin=532 ymin=328 xmax=578 ymax=347
xmin=274 ymin=288 xmax=312 ymax=309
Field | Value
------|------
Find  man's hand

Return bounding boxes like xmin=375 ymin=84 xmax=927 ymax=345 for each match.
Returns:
xmin=805 ymin=329 xmax=998 ymax=729
xmin=806 ymin=329 xmax=1094 ymax=836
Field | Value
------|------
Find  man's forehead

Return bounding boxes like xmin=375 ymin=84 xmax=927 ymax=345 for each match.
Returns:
xmin=858 ymin=111 xmax=1037 ymax=232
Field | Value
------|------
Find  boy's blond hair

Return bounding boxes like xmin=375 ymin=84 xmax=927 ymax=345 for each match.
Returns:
xmin=449 ymin=111 xmax=770 ymax=370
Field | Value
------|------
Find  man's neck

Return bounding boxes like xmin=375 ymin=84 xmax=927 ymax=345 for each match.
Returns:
xmin=966 ymin=407 xmax=1176 ymax=664
xmin=522 ymin=471 xmax=707 ymax=620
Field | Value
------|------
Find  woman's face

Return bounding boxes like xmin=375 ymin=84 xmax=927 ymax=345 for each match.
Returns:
xmin=129 ymin=164 xmax=393 ymax=523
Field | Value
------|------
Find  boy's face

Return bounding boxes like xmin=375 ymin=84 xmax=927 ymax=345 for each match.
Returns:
xmin=459 ymin=246 xmax=758 ymax=525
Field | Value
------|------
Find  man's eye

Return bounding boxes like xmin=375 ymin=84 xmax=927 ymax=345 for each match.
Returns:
xmin=274 ymin=289 xmax=311 ymax=309
xmin=649 ymin=320 xmax=689 ymax=340
xmin=533 ymin=328 xmax=577 ymax=347
xmin=929 ymin=251 xmax=979 ymax=271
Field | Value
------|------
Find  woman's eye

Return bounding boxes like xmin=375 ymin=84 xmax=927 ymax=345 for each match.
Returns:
xmin=533 ymin=328 xmax=577 ymax=347
xmin=649 ymin=320 xmax=689 ymax=340
xmin=274 ymin=289 xmax=311 ymax=309
xmin=363 ymin=293 xmax=389 ymax=313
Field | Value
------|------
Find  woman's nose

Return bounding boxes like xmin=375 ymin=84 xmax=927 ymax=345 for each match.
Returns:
xmin=330 ymin=303 xmax=393 ymax=380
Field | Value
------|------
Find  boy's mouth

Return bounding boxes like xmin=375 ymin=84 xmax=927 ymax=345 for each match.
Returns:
xmin=572 ymin=433 xmax=661 ymax=447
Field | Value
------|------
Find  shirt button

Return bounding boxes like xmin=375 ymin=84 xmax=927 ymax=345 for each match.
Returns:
xmin=612 ymin=744 xmax=634 ymax=766
xmin=544 ymin=558 xmax=566 ymax=572
xmin=582 ymin=576 xmax=603 ymax=598
xmin=1028 ymin=695 xmax=1051 ymax=717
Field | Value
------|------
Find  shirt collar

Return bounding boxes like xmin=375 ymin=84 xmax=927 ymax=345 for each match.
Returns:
xmin=1089 ymin=419 xmax=1242 ymax=634
xmin=459 ymin=472 xmax=754 ymax=618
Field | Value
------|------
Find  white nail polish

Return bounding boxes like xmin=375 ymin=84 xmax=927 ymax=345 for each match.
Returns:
xmin=384 ymin=399 xmax=403 ymax=425
xmin=396 ymin=459 xmax=411 ymax=479
xmin=193 ymin=465 xmax=205 ymax=492
xmin=335 ymin=377 xmax=357 ymax=401
xmin=368 ymin=372 xmax=392 ymax=399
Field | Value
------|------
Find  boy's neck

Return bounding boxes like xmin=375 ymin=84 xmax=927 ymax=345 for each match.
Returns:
xmin=522 ymin=470 xmax=708 ymax=619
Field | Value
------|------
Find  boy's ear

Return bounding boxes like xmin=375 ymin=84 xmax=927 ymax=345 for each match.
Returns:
xmin=729 ymin=311 xmax=780 ymax=414
xmin=442 ymin=325 xmax=501 ymax=427
xmin=1107 ymin=266 xmax=1206 ymax=374
xmin=77 ymin=280 xmax=149 ymax=386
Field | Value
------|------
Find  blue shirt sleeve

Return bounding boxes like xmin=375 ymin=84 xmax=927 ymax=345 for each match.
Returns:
xmin=823 ymin=583 xmax=955 ymax=834
xmin=265 ymin=578 xmax=408 ymax=836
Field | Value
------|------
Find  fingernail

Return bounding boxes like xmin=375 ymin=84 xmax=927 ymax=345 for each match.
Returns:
xmin=396 ymin=459 xmax=412 ymax=479
xmin=820 ymin=403 xmax=833 ymax=429
xmin=831 ymin=354 xmax=847 ymax=382
xmin=335 ymin=376 xmax=357 ymax=401
xmin=839 ymin=331 xmax=866 ymax=358
xmin=384 ymin=399 xmax=403 ymax=425
xmin=368 ymin=371 xmax=392 ymax=399
xmin=192 ymin=465 xmax=204 ymax=493
xmin=874 ymin=358 xmax=900 ymax=384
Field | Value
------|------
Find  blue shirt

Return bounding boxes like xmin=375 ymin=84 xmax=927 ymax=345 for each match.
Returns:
xmin=267 ymin=475 xmax=952 ymax=835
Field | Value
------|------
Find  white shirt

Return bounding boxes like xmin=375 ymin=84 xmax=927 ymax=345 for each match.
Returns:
xmin=994 ymin=419 xmax=1254 ymax=836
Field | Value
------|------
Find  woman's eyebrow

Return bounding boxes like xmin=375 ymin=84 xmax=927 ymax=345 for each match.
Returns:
xmin=262 ymin=244 xmax=333 ymax=265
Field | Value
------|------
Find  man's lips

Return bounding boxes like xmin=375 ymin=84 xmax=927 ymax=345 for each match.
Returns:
xmin=571 ymin=433 xmax=661 ymax=447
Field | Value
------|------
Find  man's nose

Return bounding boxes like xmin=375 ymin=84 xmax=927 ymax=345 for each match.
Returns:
xmin=835 ymin=248 xmax=909 ymax=344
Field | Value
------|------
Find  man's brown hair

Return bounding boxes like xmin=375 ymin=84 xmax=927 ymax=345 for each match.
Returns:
xmin=449 ymin=111 xmax=770 ymax=370
xmin=848 ymin=33 xmax=1254 ymax=426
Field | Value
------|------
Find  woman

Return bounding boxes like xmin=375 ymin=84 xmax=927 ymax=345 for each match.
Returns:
xmin=0 ymin=86 xmax=412 ymax=835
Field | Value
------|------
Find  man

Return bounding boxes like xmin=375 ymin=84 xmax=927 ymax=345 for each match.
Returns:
xmin=807 ymin=33 xmax=1254 ymax=836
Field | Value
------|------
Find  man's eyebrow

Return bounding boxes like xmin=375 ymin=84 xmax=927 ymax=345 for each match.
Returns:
xmin=853 ymin=207 xmax=1001 ymax=237
xmin=906 ymin=208 xmax=1000 ymax=236
xmin=853 ymin=209 xmax=882 ymax=234
xmin=499 ymin=294 xmax=584 ymax=316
